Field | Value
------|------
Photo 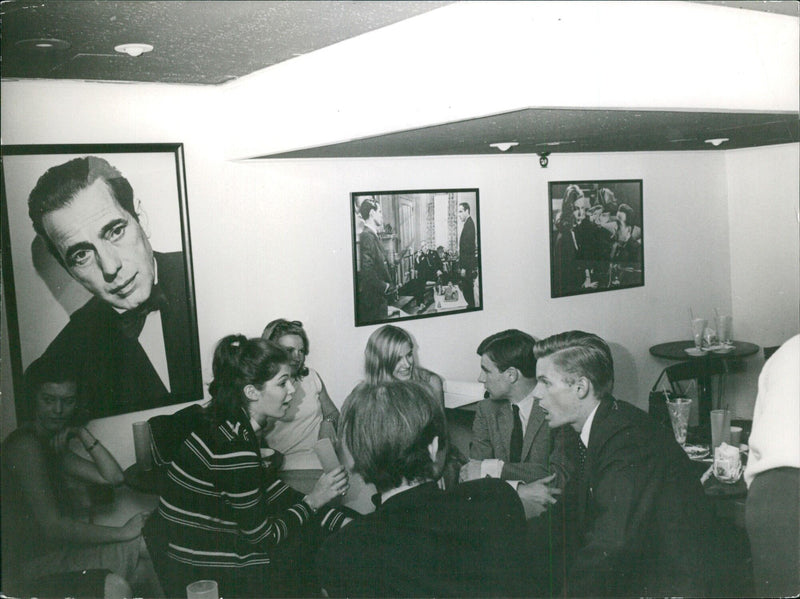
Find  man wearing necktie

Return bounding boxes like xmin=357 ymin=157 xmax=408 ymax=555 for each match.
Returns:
xmin=460 ymin=329 xmax=581 ymax=596
xmin=533 ymin=331 xmax=713 ymax=597
xmin=28 ymin=156 xmax=201 ymax=418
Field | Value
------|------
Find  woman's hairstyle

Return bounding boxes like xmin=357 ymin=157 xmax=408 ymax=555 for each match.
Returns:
xmin=364 ymin=325 xmax=424 ymax=384
xmin=476 ymin=329 xmax=538 ymax=378
xmin=558 ymin=184 xmax=585 ymax=232
xmin=340 ymin=381 xmax=447 ymax=493
xmin=261 ymin=318 xmax=310 ymax=377
xmin=22 ymin=355 xmax=83 ymax=424
xmin=207 ymin=334 xmax=291 ymax=422
xmin=533 ymin=331 xmax=614 ymax=399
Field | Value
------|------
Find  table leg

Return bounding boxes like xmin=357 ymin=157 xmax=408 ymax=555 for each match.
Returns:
xmin=697 ymin=373 xmax=712 ymax=431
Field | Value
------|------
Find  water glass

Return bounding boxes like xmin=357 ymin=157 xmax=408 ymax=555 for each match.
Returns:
xmin=710 ymin=409 xmax=731 ymax=449
xmin=716 ymin=314 xmax=732 ymax=344
xmin=187 ymin=580 xmax=219 ymax=599
xmin=666 ymin=397 xmax=692 ymax=446
xmin=691 ymin=318 xmax=707 ymax=349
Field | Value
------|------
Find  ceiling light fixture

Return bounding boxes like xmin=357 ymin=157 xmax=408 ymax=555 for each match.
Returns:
xmin=704 ymin=137 xmax=730 ymax=147
xmin=489 ymin=142 xmax=518 ymax=152
xmin=15 ymin=38 xmax=70 ymax=51
xmin=115 ymin=43 xmax=153 ymax=57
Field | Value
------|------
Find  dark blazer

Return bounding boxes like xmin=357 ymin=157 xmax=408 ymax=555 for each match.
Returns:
xmin=317 ymin=479 xmax=535 ymax=597
xmin=40 ymin=252 xmax=200 ymax=418
xmin=567 ymin=398 xmax=714 ymax=597
xmin=357 ymin=227 xmax=392 ymax=324
xmin=459 ymin=216 xmax=476 ymax=273
xmin=469 ymin=397 xmax=578 ymax=487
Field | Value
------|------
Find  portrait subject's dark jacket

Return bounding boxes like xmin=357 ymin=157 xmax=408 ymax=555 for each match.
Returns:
xmin=317 ymin=479 xmax=535 ymax=597
xmin=357 ymin=227 xmax=391 ymax=324
xmin=459 ymin=216 xmax=476 ymax=274
xmin=40 ymin=251 xmax=200 ymax=418
xmin=567 ymin=398 xmax=713 ymax=597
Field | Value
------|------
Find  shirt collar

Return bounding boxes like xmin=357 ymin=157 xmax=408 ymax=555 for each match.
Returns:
xmin=580 ymin=402 xmax=601 ymax=447
xmin=513 ymin=388 xmax=536 ymax=422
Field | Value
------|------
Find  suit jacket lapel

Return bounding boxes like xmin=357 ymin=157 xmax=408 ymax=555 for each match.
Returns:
xmin=521 ymin=402 xmax=545 ymax=460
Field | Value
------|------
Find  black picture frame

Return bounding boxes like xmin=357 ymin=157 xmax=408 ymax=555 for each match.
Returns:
xmin=1 ymin=143 xmax=203 ymax=420
xmin=351 ymin=188 xmax=482 ymax=326
xmin=548 ymin=179 xmax=644 ymax=298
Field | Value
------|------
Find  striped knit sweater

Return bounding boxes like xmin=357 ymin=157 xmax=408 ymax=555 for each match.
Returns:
xmin=155 ymin=410 xmax=347 ymax=572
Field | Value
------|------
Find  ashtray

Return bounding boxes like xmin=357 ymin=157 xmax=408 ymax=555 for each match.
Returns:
xmin=684 ymin=444 xmax=710 ymax=460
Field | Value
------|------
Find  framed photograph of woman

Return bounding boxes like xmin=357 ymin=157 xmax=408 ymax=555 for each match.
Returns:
xmin=549 ymin=179 xmax=644 ymax=298
xmin=1 ymin=143 xmax=203 ymax=420
xmin=351 ymin=188 xmax=482 ymax=326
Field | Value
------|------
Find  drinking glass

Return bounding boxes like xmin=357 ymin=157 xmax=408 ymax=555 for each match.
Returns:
xmin=187 ymin=580 xmax=219 ymax=599
xmin=713 ymin=444 xmax=743 ymax=484
xmin=716 ymin=314 xmax=732 ymax=344
xmin=710 ymin=408 xmax=731 ymax=449
xmin=666 ymin=397 xmax=692 ymax=446
xmin=691 ymin=318 xmax=707 ymax=349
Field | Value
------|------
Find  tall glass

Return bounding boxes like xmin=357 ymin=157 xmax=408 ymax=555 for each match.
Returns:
xmin=710 ymin=408 xmax=731 ymax=449
xmin=691 ymin=318 xmax=707 ymax=349
xmin=666 ymin=397 xmax=692 ymax=446
xmin=716 ymin=314 xmax=732 ymax=344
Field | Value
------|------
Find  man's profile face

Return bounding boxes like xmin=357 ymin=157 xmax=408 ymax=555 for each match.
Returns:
xmin=533 ymin=355 xmax=581 ymax=431
xmin=371 ymin=204 xmax=384 ymax=228
xmin=42 ymin=178 xmax=155 ymax=312
xmin=478 ymin=353 xmax=511 ymax=400
xmin=457 ymin=205 xmax=468 ymax=223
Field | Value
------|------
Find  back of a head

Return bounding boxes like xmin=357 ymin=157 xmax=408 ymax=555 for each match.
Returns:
xmin=364 ymin=325 xmax=415 ymax=384
xmin=477 ymin=329 xmax=538 ymax=378
xmin=261 ymin=318 xmax=310 ymax=352
xmin=358 ymin=198 xmax=377 ymax=222
xmin=208 ymin=334 xmax=290 ymax=422
xmin=340 ymin=380 xmax=447 ymax=493
xmin=533 ymin=331 xmax=614 ymax=398
xmin=28 ymin=156 xmax=136 ymax=259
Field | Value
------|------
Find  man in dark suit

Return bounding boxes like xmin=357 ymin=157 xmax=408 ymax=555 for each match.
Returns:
xmin=532 ymin=331 xmax=714 ymax=597
xmin=457 ymin=202 xmax=477 ymax=308
xmin=318 ymin=380 xmax=536 ymax=597
xmin=356 ymin=198 xmax=393 ymax=324
xmin=28 ymin=156 xmax=200 ymax=418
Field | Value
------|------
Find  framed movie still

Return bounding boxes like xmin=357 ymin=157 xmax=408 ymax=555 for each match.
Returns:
xmin=351 ymin=189 xmax=482 ymax=326
xmin=548 ymin=179 xmax=644 ymax=298
xmin=1 ymin=143 xmax=203 ymax=420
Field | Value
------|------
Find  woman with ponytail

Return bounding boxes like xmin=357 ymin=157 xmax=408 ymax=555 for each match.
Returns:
xmin=145 ymin=335 xmax=354 ymax=598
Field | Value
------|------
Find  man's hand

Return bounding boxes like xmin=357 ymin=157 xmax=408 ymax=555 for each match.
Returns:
xmin=459 ymin=459 xmax=483 ymax=482
xmin=517 ymin=473 xmax=561 ymax=519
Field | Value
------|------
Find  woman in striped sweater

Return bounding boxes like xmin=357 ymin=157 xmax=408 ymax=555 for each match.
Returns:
xmin=144 ymin=335 xmax=352 ymax=598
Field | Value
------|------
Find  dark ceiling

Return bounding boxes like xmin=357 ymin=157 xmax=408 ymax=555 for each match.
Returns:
xmin=1 ymin=1 xmax=797 ymax=158
xmin=0 ymin=1 xmax=454 ymax=85
xmin=256 ymin=108 xmax=800 ymax=158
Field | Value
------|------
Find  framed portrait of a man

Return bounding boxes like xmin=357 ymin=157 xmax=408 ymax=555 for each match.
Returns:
xmin=351 ymin=188 xmax=482 ymax=327
xmin=548 ymin=179 xmax=644 ymax=298
xmin=1 ymin=143 xmax=203 ymax=420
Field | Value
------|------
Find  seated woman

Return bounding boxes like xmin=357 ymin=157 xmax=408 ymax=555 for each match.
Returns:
xmin=144 ymin=335 xmax=353 ymax=598
xmin=364 ymin=325 xmax=466 ymax=487
xmin=1 ymin=356 xmax=147 ymax=599
xmin=261 ymin=319 xmax=339 ymax=469
xmin=317 ymin=381 xmax=535 ymax=597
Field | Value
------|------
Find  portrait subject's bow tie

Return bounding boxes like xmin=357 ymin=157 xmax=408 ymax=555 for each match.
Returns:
xmin=117 ymin=284 xmax=168 ymax=339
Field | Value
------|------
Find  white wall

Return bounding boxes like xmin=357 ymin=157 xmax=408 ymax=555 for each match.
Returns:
xmin=722 ymin=143 xmax=800 ymax=409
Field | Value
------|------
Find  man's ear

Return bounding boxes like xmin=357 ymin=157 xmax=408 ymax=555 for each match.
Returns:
xmin=135 ymin=200 xmax=152 ymax=238
xmin=427 ymin=435 xmax=440 ymax=463
xmin=574 ymin=376 xmax=591 ymax=399
xmin=504 ymin=367 xmax=519 ymax=384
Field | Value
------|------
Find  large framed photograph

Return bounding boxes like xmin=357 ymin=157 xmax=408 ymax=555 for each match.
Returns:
xmin=351 ymin=189 xmax=482 ymax=326
xmin=549 ymin=179 xmax=644 ymax=298
xmin=1 ymin=143 xmax=203 ymax=421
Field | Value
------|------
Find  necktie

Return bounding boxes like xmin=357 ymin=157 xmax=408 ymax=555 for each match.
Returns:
xmin=510 ymin=404 xmax=523 ymax=463
xmin=578 ymin=438 xmax=588 ymax=479
xmin=118 ymin=284 xmax=168 ymax=339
